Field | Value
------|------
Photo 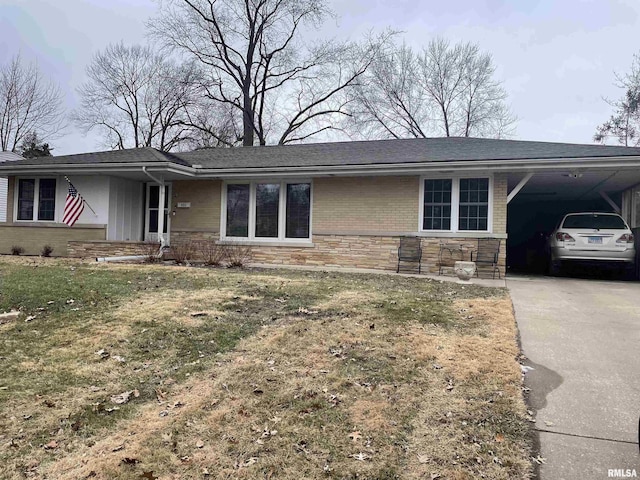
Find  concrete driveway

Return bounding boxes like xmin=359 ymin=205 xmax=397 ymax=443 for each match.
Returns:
xmin=508 ymin=275 xmax=639 ymax=480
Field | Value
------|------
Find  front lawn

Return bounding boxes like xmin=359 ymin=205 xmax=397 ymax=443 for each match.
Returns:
xmin=0 ymin=257 xmax=531 ymax=479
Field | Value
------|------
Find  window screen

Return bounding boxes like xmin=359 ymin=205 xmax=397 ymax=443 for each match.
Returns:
xmin=423 ymin=179 xmax=452 ymax=230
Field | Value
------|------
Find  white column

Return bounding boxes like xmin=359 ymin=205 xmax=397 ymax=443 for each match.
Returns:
xmin=157 ymin=183 xmax=166 ymax=247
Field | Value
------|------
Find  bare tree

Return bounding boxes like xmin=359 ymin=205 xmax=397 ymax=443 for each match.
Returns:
xmin=0 ymin=54 xmax=65 ymax=152
xmin=594 ymin=53 xmax=640 ymax=147
xmin=74 ymin=43 xmax=232 ymax=151
xmin=149 ymin=0 xmax=390 ymax=146
xmin=350 ymin=38 xmax=516 ymax=140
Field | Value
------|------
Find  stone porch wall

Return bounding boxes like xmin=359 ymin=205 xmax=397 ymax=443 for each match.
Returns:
xmin=67 ymin=240 xmax=157 ymax=258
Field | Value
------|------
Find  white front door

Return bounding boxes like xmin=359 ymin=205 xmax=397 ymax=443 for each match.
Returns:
xmin=145 ymin=183 xmax=171 ymax=243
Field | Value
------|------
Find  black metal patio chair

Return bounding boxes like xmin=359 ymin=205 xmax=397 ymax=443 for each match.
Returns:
xmin=397 ymin=236 xmax=422 ymax=274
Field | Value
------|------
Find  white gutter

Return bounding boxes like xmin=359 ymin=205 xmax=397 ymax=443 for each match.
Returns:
xmin=2 ymin=155 xmax=640 ymax=179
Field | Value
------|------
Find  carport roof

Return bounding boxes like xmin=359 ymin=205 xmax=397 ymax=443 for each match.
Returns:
xmin=3 ymin=137 xmax=640 ymax=171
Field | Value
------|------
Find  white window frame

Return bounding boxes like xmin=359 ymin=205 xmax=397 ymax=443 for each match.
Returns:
xmin=221 ymin=179 xmax=313 ymax=243
xmin=418 ymin=174 xmax=493 ymax=233
xmin=14 ymin=176 xmax=59 ymax=223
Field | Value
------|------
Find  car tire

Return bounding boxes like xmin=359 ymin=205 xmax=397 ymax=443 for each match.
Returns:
xmin=547 ymin=259 xmax=561 ymax=276
xmin=623 ymin=263 xmax=637 ymax=281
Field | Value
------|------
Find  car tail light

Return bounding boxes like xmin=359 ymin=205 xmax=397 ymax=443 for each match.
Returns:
xmin=617 ymin=233 xmax=635 ymax=243
xmin=555 ymin=232 xmax=575 ymax=242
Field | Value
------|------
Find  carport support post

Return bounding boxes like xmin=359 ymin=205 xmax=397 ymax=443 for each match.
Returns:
xmin=507 ymin=172 xmax=534 ymax=204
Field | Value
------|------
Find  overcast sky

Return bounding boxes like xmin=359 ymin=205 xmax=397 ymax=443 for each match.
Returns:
xmin=1 ymin=0 xmax=638 ymax=155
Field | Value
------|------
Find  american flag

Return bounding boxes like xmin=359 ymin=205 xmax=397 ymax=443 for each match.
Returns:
xmin=63 ymin=182 xmax=85 ymax=227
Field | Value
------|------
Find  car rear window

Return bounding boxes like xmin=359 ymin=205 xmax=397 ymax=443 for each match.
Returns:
xmin=561 ymin=214 xmax=627 ymax=229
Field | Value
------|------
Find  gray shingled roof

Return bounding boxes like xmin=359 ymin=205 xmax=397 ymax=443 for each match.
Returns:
xmin=175 ymin=137 xmax=640 ymax=169
xmin=2 ymin=147 xmax=190 ymax=167
xmin=3 ymin=138 xmax=640 ymax=170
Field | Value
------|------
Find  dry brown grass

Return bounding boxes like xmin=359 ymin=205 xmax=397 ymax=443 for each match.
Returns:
xmin=38 ymin=298 xmax=529 ymax=480
xmin=0 ymin=258 xmax=531 ymax=480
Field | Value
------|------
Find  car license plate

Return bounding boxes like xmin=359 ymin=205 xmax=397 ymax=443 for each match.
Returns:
xmin=588 ymin=237 xmax=602 ymax=244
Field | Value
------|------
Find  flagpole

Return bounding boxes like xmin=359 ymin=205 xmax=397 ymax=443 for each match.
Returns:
xmin=64 ymin=176 xmax=98 ymax=217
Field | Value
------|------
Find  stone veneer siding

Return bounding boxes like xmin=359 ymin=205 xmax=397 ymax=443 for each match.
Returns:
xmin=67 ymin=240 xmax=158 ymax=258
xmin=249 ymin=235 xmax=505 ymax=276
xmin=166 ymin=232 xmax=506 ymax=277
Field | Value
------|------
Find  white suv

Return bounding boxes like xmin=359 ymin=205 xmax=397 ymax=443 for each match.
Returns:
xmin=548 ymin=212 xmax=636 ymax=275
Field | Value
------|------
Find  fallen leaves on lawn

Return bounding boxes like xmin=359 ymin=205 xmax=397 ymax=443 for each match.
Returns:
xmin=350 ymin=452 xmax=370 ymax=461
xmin=43 ymin=440 xmax=58 ymax=450
xmin=110 ymin=389 xmax=139 ymax=405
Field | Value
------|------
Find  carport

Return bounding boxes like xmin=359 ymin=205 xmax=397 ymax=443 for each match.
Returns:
xmin=505 ymin=159 xmax=640 ymax=274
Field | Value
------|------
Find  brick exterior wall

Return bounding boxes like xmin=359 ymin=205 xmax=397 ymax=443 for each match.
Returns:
xmin=492 ymin=173 xmax=508 ymax=235
xmin=67 ymin=240 xmax=158 ymax=258
xmin=2 ymin=174 xmax=508 ymax=276
xmin=171 ymin=180 xmax=221 ymax=233
xmin=313 ymin=176 xmax=420 ymax=233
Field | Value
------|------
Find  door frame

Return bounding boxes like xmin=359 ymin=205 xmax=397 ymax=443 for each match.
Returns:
xmin=144 ymin=182 xmax=172 ymax=244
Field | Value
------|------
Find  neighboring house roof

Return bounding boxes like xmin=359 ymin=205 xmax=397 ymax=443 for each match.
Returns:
xmin=0 ymin=152 xmax=23 ymax=223
xmin=2 ymin=138 xmax=640 ymax=178
xmin=0 ymin=151 xmax=24 ymax=163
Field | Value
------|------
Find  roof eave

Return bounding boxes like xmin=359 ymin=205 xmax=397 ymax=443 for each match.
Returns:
xmin=0 ymin=162 xmax=197 ymax=177
xmin=1 ymin=155 xmax=640 ymax=179
xmin=193 ymin=155 xmax=640 ymax=178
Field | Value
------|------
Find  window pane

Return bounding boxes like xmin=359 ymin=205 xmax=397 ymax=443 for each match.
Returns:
xmin=17 ymin=179 xmax=35 ymax=220
xmin=423 ymin=179 xmax=452 ymax=230
xmin=149 ymin=185 xmax=159 ymax=209
xmin=459 ymin=177 xmax=489 ymax=231
xmin=149 ymin=210 xmax=158 ymax=233
xmin=286 ymin=183 xmax=310 ymax=239
xmin=226 ymin=184 xmax=250 ymax=237
xmin=38 ymin=179 xmax=56 ymax=221
xmin=255 ymin=183 xmax=279 ymax=238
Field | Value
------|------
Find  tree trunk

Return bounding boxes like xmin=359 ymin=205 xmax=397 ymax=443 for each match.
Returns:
xmin=242 ymin=86 xmax=254 ymax=146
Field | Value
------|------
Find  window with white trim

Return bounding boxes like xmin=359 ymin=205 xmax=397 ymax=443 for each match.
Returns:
xmin=223 ymin=181 xmax=311 ymax=241
xmin=16 ymin=178 xmax=57 ymax=222
xmin=421 ymin=177 xmax=491 ymax=232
